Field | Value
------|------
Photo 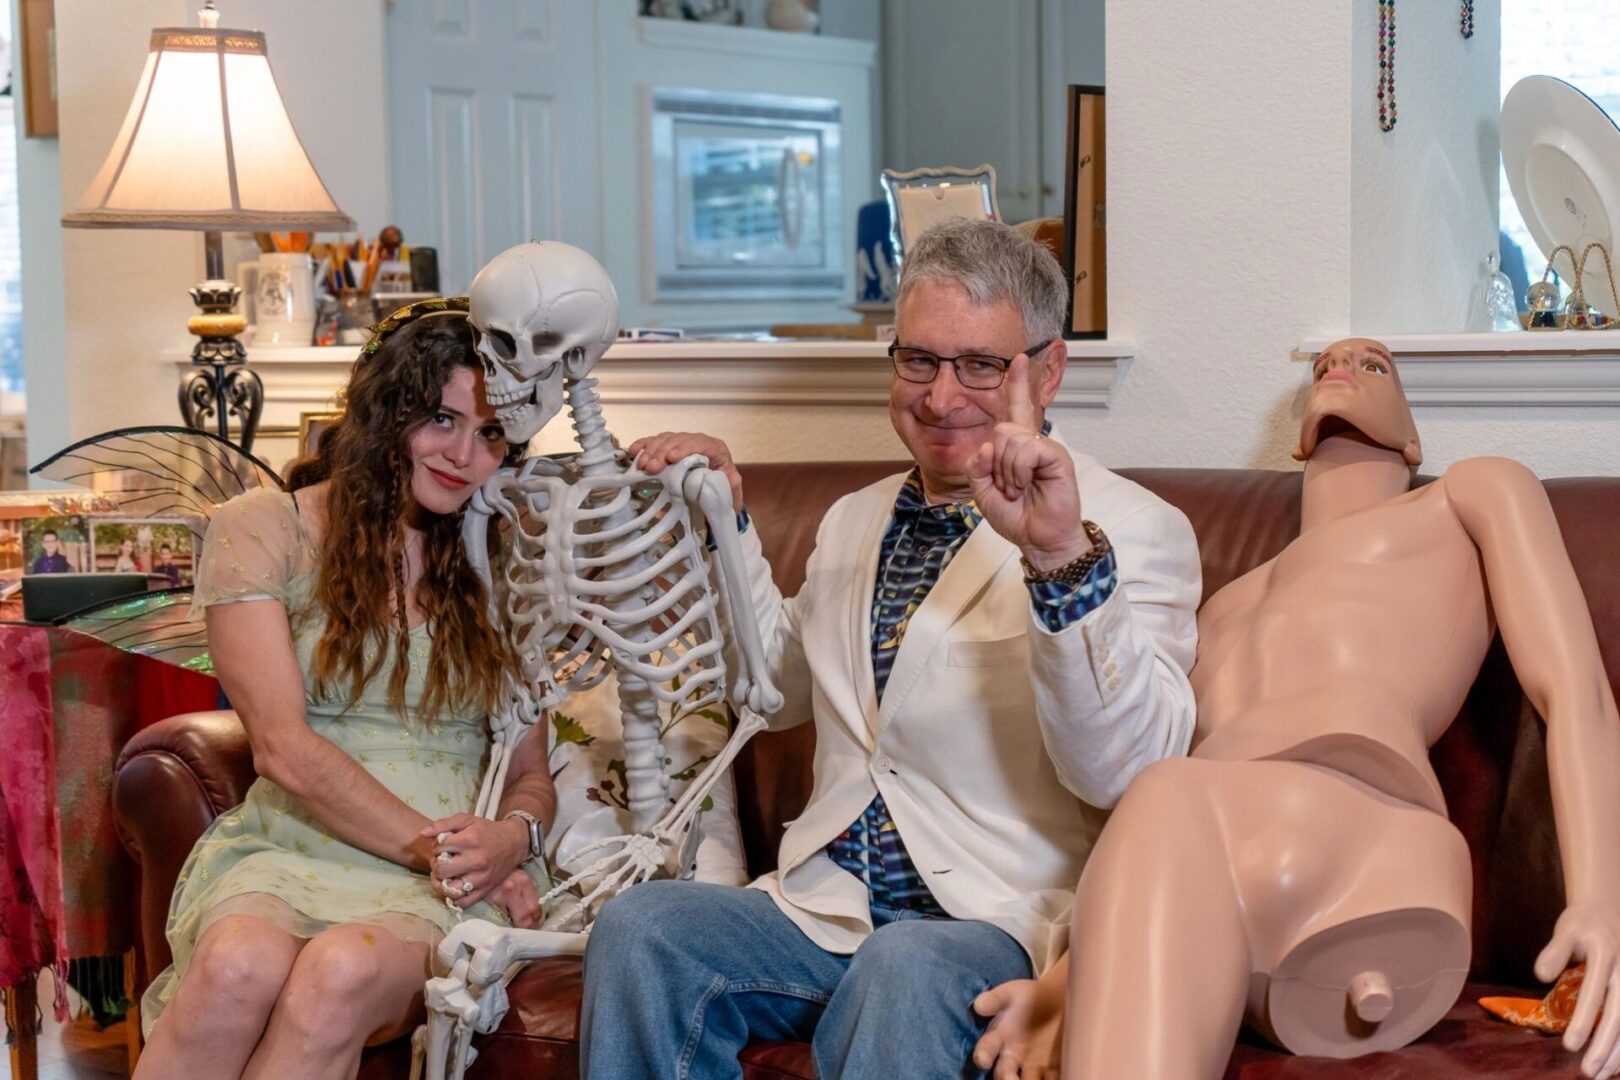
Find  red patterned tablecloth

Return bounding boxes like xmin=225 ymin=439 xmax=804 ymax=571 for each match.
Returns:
xmin=0 ymin=623 xmax=219 ymax=1017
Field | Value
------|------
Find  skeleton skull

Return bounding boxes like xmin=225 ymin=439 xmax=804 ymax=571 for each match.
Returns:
xmin=468 ymin=242 xmax=621 ymax=443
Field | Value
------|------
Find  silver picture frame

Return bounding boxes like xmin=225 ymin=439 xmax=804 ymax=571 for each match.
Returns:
xmin=880 ymin=164 xmax=1000 ymax=267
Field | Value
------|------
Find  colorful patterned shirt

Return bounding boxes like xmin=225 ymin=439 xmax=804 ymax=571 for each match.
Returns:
xmin=827 ymin=453 xmax=1120 ymax=915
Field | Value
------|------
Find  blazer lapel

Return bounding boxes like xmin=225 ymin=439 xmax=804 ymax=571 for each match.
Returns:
xmin=874 ymin=519 xmax=1018 ymax=735
xmin=845 ymin=476 xmax=902 ymax=745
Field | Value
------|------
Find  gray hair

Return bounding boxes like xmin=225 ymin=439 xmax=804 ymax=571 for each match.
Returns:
xmin=895 ymin=218 xmax=1068 ymax=345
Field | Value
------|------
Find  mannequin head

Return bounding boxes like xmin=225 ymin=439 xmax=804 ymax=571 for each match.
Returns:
xmin=1293 ymin=338 xmax=1422 ymax=467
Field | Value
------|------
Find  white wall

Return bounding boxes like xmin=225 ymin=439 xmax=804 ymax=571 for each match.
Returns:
xmin=1059 ymin=0 xmax=1358 ymax=471
xmin=1351 ymin=0 xmax=1499 ymax=333
xmin=12 ymin=0 xmax=66 ymax=465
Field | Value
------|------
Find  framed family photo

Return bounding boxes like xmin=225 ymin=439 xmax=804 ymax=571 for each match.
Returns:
xmin=90 ymin=519 xmax=197 ymax=586
xmin=21 ymin=514 xmax=87 ymax=574
xmin=299 ymin=411 xmax=342 ymax=459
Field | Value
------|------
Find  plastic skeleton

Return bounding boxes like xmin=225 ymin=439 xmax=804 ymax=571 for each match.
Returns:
xmin=415 ymin=242 xmax=782 ymax=1080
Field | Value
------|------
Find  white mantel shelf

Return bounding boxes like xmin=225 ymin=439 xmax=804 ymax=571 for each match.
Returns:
xmin=171 ymin=340 xmax=1132 ymax=428
xmin=1295 ymin=331 xmax=1620 ymax=406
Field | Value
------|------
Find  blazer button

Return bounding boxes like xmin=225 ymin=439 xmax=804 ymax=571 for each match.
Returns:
xmin=874 ymin=754 xmax=893 ymax=773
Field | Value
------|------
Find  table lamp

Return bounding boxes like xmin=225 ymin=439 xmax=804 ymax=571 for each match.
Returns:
xmin=61 ymin=2 xmax=353 ymax=450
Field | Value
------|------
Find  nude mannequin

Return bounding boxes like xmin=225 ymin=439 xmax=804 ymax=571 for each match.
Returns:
xmin=972 ymin=338 xmax=1620 ymax=1079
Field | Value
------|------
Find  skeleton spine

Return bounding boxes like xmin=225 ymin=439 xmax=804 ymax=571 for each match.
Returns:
xmin=566 ymin=373 xmax=672 ymax=829
xmin=567 ymin=373 xmax=616 ymax=476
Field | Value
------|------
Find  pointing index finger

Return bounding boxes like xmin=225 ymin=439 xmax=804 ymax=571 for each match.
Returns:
xmin=1005 ymin=352 xmax=1040 ymax=433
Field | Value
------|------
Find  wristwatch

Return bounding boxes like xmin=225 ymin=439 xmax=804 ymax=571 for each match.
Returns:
xmin=504 ymin=810 xmax=545 ymax=863
xmin=1021 ymin=520 xmax=1112 ymax=585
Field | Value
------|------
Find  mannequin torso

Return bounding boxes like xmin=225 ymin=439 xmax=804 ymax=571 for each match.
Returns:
xmin=1192 ymin=476 xmax=1494 ymax=813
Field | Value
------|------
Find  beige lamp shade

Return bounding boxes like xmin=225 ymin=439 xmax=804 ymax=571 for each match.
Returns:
xmin=62 ymin=27 xmax=353 ymax=231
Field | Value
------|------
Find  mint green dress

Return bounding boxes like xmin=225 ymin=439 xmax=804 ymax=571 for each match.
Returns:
xmin=142 ymin=486 xmax=516 ymax=1034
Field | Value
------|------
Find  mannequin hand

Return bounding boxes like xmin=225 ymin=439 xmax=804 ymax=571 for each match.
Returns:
xmin=629 ymin=431 xmax=743 ymax=508
xmin=971 ymin=976 xmax=1064 ymax=1079
xmin=487 ymin=868 xmax=543 ymax=930
xmin=422 ymin=813 xmax=529 ymax=909
xmin=964 ymin=356 xmax=1087 ymax=571
xmin=1536 ymin=903 xmax=1620 ymax=1078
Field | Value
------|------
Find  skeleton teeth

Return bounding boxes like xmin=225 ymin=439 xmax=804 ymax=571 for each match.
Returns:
xmin=497 ymin=398 xmax=536 ymax=434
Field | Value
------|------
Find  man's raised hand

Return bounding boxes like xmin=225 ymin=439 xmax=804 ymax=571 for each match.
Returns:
xmin=965 ymin=354 xmax=1090 ymax=570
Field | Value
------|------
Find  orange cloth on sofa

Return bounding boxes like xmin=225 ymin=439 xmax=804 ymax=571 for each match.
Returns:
xmin=1480 ymin=964 xmax=1592 ymax=1034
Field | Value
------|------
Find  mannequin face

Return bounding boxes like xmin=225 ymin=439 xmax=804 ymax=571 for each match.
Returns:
xmin=1294 ymin=338 xmax=1422 ymax=466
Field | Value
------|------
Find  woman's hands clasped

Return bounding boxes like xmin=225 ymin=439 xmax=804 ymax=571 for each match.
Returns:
xmin=421 ymin=812 xmax=540 ymax=926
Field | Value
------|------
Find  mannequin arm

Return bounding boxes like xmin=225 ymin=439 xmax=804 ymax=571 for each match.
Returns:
xmin=972 ymin=953 xmax=1068 ymax=1078
xmin=1448 ymin=457 xmax=1620 ymax=1075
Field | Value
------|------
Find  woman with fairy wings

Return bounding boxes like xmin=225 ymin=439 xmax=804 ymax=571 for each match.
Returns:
xmin=131 ymin=301 xmax=558 ymax=1080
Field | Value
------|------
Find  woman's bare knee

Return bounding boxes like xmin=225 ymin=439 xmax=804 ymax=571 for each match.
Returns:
xmin=154 ymin=917 xmax=298 ymax=1051
xmin=184 ymin=918 xmax=298 ymax=1008
xmin=278 ymin=925 xmax=426 ymax=1044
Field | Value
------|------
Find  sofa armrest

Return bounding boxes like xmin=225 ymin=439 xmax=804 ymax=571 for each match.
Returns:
xmin=112 ymin=710 xmax=255 ymax=984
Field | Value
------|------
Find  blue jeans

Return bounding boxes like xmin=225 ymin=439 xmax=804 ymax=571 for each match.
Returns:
xmin=580 ymin=880 xmax=1032 ymax=1080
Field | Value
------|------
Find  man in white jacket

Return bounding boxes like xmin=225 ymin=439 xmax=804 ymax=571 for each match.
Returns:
xmin=580 ymin=219 xmax=1201 ymax=1079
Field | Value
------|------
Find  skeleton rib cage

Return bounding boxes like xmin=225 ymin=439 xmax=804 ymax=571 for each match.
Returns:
xmin=488 ymin=457 xmax=729 ymax=738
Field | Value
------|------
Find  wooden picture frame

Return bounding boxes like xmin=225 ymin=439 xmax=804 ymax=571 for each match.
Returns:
xmin=298 ymin=411 xmax=341 ymax=459
xmin=19 ymin=0 xmax=58 ymax=138
xmin=1061 ymin=85 xmax=1106 ymax=339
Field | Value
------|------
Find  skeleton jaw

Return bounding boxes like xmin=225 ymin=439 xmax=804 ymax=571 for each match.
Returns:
xmin=485 ymin=367 xmax=561 ymax=443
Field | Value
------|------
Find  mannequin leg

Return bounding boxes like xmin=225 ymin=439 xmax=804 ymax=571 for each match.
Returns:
xmin=1063 ymin=759 xmax=1251 ymax=1080
xmin=1063 ymin=759 xmax=1471 ymax=1077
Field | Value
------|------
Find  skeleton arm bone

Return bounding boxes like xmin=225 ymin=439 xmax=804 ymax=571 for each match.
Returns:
xmin=1447 ymin=457 xmax=1620 ymax=1076
xmin=681 ymin=459 xmax=784 ymax=716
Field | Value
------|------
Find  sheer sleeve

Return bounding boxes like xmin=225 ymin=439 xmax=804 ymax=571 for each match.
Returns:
xmin=190 ymin=487 xmax=306 ymax=615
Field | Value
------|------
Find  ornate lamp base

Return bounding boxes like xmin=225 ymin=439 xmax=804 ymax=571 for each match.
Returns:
xmin=179 ymin=279 xmax=264 ymax=450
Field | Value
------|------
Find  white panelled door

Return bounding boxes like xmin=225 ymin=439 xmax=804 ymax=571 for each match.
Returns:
xmin=386 ymin=0 xmax=600 ymax=294
xmin=881 ymin=0 xmax=1043 ymax=223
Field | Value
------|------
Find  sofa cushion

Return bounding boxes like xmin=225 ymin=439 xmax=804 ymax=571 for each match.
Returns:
xmin=469 ymin=957 xmax=1584 ymax=1080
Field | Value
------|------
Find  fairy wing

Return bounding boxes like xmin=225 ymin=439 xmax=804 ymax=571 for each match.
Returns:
xmin=28 ymin=426 xmax=284 ymax=672
xmin=29 ymin=425 xmax=284 ymax=546
xmin=58 ymin=588 xmax=214 ymax=673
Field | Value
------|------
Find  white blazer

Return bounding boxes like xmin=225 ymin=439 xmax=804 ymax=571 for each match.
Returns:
xmin=736 ymin=446 xmax=1202 ymax=973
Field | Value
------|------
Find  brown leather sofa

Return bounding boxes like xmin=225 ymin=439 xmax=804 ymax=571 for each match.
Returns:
xmin=113 ymin=462 xmax=1620 ymax=1078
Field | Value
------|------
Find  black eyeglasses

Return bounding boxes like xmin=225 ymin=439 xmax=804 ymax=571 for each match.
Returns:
xmin=887 ymin=340 xmax=1053 ymax=390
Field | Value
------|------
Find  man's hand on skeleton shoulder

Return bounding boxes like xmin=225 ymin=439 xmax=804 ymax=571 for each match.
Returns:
xmin=629 ymin=431 xmax=744 ymax=509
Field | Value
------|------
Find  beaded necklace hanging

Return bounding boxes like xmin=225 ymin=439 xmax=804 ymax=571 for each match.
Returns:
xmin=1460 ymin=0 xmax=1474 ymax=38
xmin=1378 ymin=0 xmax=1397 ymax=132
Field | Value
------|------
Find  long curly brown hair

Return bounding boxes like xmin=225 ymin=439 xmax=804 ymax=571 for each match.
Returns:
xmin=284 ymin=312 xmax=524 ymax=721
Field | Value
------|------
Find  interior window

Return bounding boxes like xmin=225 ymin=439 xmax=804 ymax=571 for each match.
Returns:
xmin=1499 ymin=4 xmax=1620 ymax=302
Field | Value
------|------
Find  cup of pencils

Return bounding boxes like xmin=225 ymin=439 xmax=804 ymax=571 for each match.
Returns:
xmin=318 ymin=236 xmax=387 ymax=345
xmin=251 ymin=232 xmax=318 ymax=346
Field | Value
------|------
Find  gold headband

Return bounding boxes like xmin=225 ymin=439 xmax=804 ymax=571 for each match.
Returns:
xmin=359 ymin=295 xmax=470 ymax=359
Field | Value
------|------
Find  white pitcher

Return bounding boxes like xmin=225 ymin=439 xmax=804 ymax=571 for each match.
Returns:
xmin=250 ymin=252 xmax=318 ymax=346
